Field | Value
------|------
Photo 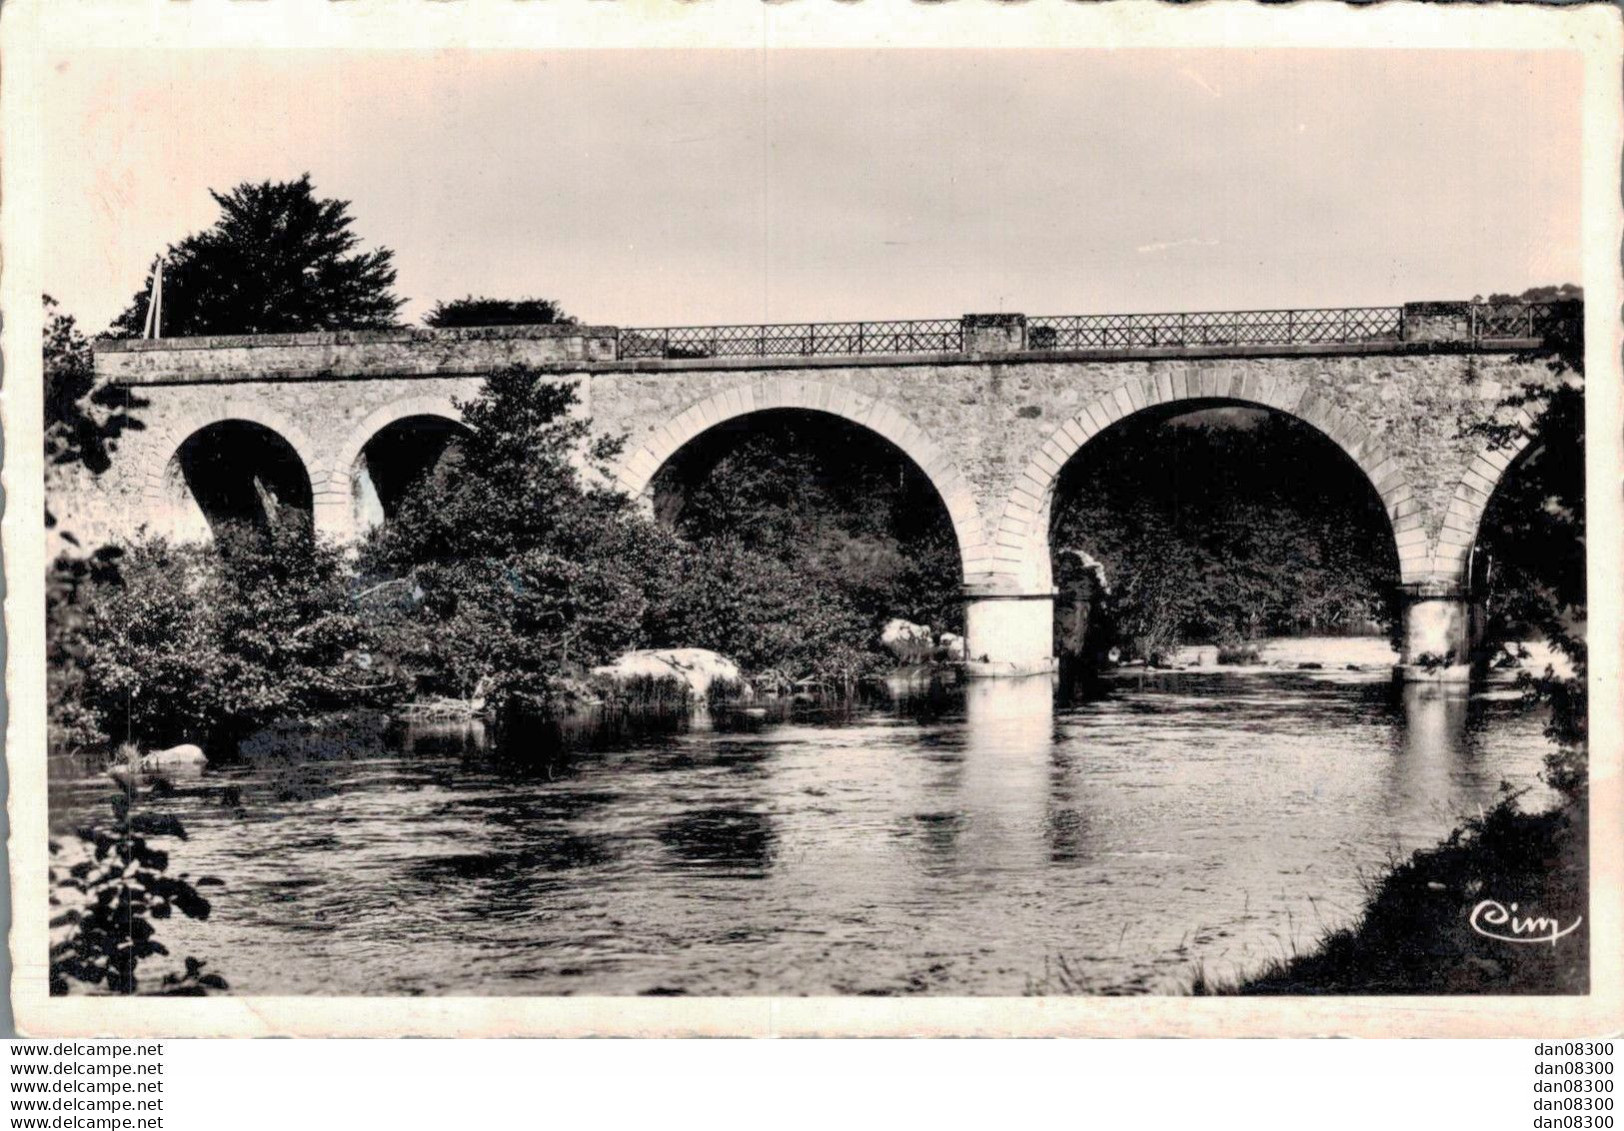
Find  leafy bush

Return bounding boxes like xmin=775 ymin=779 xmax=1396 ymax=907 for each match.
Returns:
xmin=50 ymin=795 xmax=226 ymax=996
xmin=705 ymin=676 xmax=753 ymax=707
xmin=44 ymin=295 xmax=144 ymax=489
xmin=645 ymin=411 xmax=962 ymax=681
xmin=658 ymin=415 xmax=963 ymax=640
xmin=642 ymin=538 xmax=885 ymax=682
xmin=1215 ymin=642 xmax=1262 ymax=665
xmin=358 ymin=372 xmax=961 ymax=709
xmin=47 ymin=546 xmax=125 ymax=754
xmin=358 ymin=370 xmax=674 ymax=714
xmin=78 ymin=522 xmax=378 ymax=752
xmin=424 ymin=296 xmax=574 ymax=328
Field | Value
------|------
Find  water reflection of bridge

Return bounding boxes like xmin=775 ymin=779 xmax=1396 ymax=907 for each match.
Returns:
xmin=369 ymin=673 xmax=1526 ymax=994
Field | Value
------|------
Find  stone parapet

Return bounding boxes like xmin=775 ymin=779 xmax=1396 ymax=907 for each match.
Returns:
xmin=95 ymin=325 xmax=619 ymax=385
xmin=94 ymin=301 xmax=1570 ymax=387
xmin=1400 ymin=302 xmax=1474 ymax=343
xmin=961 ymin=313 xmax=1027 ymax=354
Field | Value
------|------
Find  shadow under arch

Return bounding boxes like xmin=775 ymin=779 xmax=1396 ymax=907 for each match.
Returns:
xmin=1008 ymin=377 xmax=1417 ymax=595
xmin=1459 ymin=398 xmax=1585 ymax=651
xmin=615 ymin=382 xmax=985 ymax=584
xmin=1445 ymin=401 xmax=1557 ymax=590
xmin=350 ymin=413 xmax=472 ymax=535
xmin=1041 ymin=396 xmax=1407 ymax=663
xmin=157 ymin=419 xmax=315 ymax=543
xmin=645 ymin=405 xmax=964 ymax=577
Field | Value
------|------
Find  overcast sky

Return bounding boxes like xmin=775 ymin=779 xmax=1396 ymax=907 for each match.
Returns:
xmin=42 ymin=48 xmax=1580 ymax=332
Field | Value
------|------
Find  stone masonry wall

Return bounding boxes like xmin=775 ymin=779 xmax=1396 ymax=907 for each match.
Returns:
xmin=77 ymin=329 xmax=1557 ymax=598
xmin=586 ymin=349 xmax=1552 ymax=591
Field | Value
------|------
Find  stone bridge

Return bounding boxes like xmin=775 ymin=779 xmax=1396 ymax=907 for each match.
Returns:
xmin=72 ymin=300 xmax=1579 ymax=681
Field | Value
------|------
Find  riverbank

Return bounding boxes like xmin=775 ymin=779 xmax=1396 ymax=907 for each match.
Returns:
xmin=1193 ymin=793 xmax=1588 ymax=995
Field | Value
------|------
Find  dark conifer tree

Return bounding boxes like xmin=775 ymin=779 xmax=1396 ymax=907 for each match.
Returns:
xmin=109 ymin=174 xmax=403 ymax=338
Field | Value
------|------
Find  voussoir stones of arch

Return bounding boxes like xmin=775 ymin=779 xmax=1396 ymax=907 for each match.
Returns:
xmin=140 ymin=403 xmax=325 ymax=510
xmin=1432 ymin=405 xmax=1540 ymax=582
xmin=327 ymin=395 xmax=469 ymax=486
xmin=611 ymin=379 xmax=991 ymax=581
xmin=999 ymin=374 xmax=1426 ymax=589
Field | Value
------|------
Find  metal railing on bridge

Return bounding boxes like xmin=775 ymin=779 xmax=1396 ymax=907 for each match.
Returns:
xmin=1470 ymin=301 xmax=1575 ymax=341
xmin=615 ymin=301 xmax=1574 ymax=361
xmin=1024 ymin=306 xmax=1403 ymax=350
xmin=617 ymin=319 xmax=963 ymax=360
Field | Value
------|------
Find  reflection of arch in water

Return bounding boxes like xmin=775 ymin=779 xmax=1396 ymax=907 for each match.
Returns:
xmin=616 ymin=382 xmax=985 ymax=584
xmin=657 ymin=808 xmax=776 ymax=877
xmin=1385 ymin=683 xmax=1472 ymax=838
xmin=154 ymin=418 xmax=315 ymax=543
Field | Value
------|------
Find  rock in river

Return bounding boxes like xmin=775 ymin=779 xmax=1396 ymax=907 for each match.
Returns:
xmin=143 ymin=743 xmax=208 ymax=767
xmin=592 ymin=648 xmax=750 ymax=701
xmin=880 ymin=619 xmax=935 ymax=664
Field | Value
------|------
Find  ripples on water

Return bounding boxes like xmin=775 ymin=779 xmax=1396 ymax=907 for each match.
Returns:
xmin=49 ymin=648 xmax=1555 ymax=996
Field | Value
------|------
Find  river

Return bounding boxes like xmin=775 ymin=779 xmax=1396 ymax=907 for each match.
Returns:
xmin=48 ymin=640 xmax=1556 ymax=996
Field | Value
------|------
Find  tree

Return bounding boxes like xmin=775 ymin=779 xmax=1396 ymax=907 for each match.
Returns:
xmin=1483 ymin=283 xmax=1583 ymax=304
xmin=362 ymin=388 xmax=968 ymax=698
xmin=424 ymin=296 xmax=575 ymax=329
xmin=45 ymin=296 xmax=144 ymax=482
xmin=109 ymin=175 xmax=403 ymax=338
xmin=81 ymin=523 xmax=378 ymax=750
xmin=638 ymin=414 xmax=963 ymax=681
xmin=1466 ymin=297 xmax=1586 ymax=795
xmin=357 ymin=369 xmax=670 ymax=712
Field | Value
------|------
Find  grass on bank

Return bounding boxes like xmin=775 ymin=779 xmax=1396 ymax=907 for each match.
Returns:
xmin=1190 ymin=791 xmax=1589 ymax=996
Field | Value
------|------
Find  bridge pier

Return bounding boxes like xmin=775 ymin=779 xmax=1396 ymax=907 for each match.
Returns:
xmin=1395 ymin=582 xmax=1473 ymax=683
xmin=312 ymin=492 xmax=354 ymax=544
xmin=961 ymin=588 xmax=1058 ymax=678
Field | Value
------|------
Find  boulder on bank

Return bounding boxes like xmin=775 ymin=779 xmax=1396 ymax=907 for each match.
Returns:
xmin=591 ymin=648 xmax=751 ymax=702
xmin=881 ymin=619 xmax=935 ymax=664
xmin=105 ymin=742 xmax=208 ymax=788
xmin=144 ymin=743 xmax=208 ymax=768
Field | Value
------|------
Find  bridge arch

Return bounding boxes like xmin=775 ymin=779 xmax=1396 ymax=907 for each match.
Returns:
xmin=1437 ymin=405 xmax=1541 ymax=585
xmin=1003 ymin=372 xmax=1421 ymax=593
xmin=142 ymin=404 xmax=322 ymax=543
xmin=330 ymin=395 xmax=467 ymax=488
xmin=614 ymin=380 xmax=989 ymax=582
xmin=331 ymin=396 xmax=469 ymax=537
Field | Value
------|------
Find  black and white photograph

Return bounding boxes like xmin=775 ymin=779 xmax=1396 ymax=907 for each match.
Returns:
xmin=6 ymin=1 xmax=1621 ymax=1043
